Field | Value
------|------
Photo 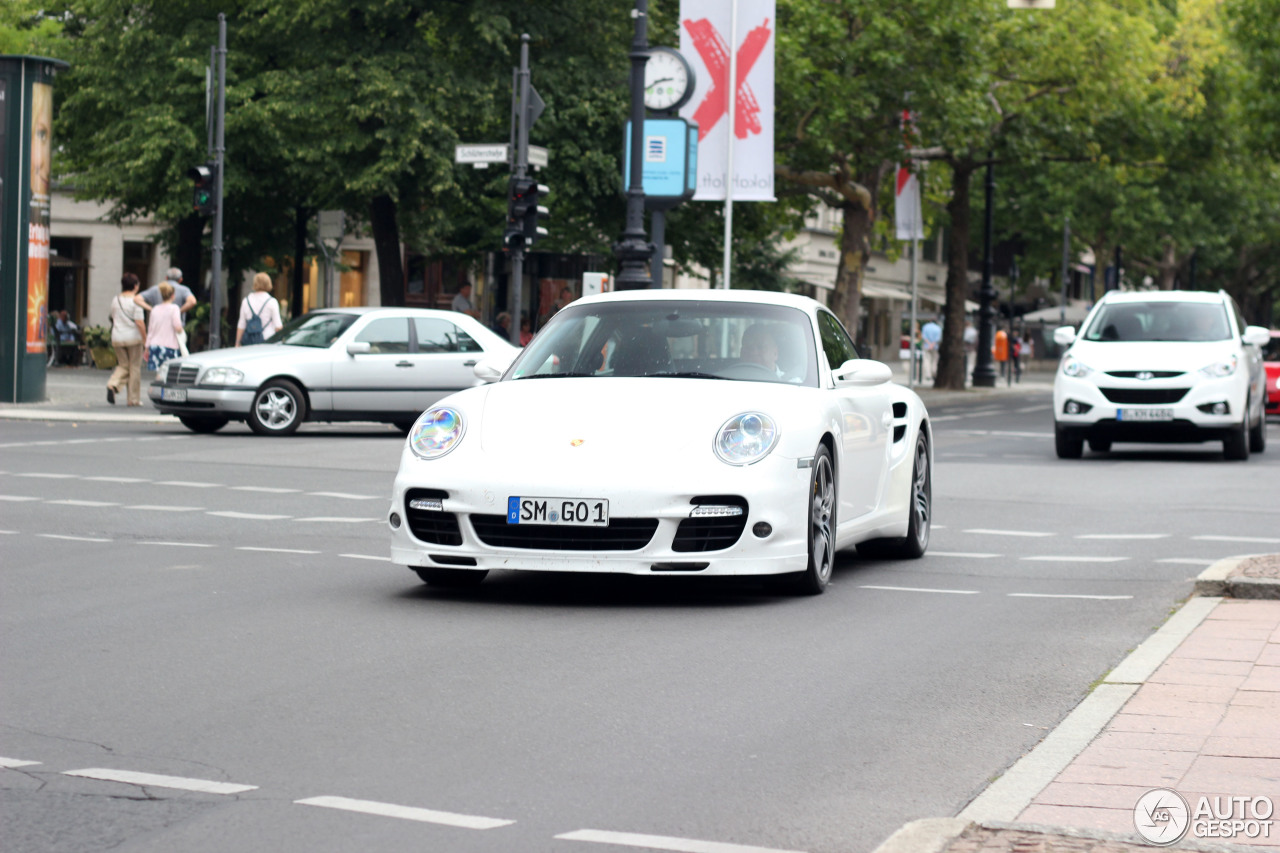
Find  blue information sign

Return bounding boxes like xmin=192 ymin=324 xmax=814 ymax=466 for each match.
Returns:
xmin=623 ymin=118 xmax=697 ymax=204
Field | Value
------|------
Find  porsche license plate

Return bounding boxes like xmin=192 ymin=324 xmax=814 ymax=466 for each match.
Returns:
xmin=1116 ymin=407 xmax=1172 ymax=421
xmin=160 ymin=387 xmax=187 ymax=402
xmin=507 ymin=497 xmax=609 ymax=526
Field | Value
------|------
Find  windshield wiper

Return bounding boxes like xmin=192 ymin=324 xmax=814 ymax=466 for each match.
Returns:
xmin=646 ymin=371 xmax=728 ymax=380
xmin=514 ymin=372 xmax=597 ymax=379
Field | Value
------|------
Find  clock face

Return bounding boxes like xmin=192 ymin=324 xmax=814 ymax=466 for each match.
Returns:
xmin=644 ymin=48 xmax=693 ymax=112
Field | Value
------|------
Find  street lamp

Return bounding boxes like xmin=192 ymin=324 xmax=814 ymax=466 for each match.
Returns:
xmin=613 ymin=0 xmax=654 ymax=290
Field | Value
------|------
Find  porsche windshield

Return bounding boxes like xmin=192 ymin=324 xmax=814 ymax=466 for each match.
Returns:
xmin=510 ymin=300 xmax=820 ymax=387
xmin=1082 ymin=301 xmax=1232 ymax=343
xmin=272 ymin=312 xmax=358 ymax=348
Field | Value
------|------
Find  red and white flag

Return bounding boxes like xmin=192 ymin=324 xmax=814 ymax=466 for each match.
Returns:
xmin=895 ymin=108 xmax=924 ymax=241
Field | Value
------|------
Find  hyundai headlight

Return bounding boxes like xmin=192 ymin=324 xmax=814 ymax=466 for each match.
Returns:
xmin=410 ymin=407 xmax=465 ymax=459
xmin=1060 ymin=355 xmax=1093 ymax=378
xmin=714 ymin=412 xmax=779 ymax=466
xmin=202 ymin=367 xmax=244 ymax=385
xmin=1199 ymin=356 xmax=1237 ymax=378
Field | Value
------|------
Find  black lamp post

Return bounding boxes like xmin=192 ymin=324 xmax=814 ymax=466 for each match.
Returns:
xmin=613 ymin=0 xmax=654 ymax=290
xmin=971 ymin=156 xmax=998 ymax=388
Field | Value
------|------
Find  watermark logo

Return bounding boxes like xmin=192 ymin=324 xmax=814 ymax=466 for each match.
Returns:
xmin=1135 ymin=789 xmax=1275 ymax=845
xmin=1134 ymin=788 xmax=1190 ymax=846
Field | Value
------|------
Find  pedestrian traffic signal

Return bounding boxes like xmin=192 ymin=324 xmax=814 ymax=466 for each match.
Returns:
xmin=188 ymin=162 xmax=216 ymax=216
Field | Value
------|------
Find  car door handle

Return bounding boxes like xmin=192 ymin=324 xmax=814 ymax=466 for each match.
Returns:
xmin=463 ymin=360 xmax=478 ymax=367
xmin=395 ymin=361 xmax=414 ymax=368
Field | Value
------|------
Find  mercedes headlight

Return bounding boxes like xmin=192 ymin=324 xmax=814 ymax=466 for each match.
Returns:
xmin=202 ymin=367 xmax=244 ymax=385
xmin=410 ymin=407 xmax=465 ymax=459
xmin=714 ymin=412 xmax=779 ymax=466
xmin=1199 ymin=356 xmax=1237 ymax=378
xmin=1061 ymin=355 xmax=1093 ymax=378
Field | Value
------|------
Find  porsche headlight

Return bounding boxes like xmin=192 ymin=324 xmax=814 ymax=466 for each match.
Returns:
xmin=1060 ymin=355 xmax=1093 ymax=378
xmin=715 ymin=412 xmax=778 ymax=466
xmin=202 ymin=367 xmax=245 ymax=385
xmin=410 ymin=407 xmax=465 ymax=459
xmin=1199 ymin=356 xmax=1237 ymax=378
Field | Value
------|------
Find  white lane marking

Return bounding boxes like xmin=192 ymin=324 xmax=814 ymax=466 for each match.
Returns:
xmin=0 ymin=757 xmax=41 ymax=768
xmin=295 ymin=795 xmax=513 ymax=830
xmin=932 ymin=524 xmax=946 ymax=529
xmin=928 ymin=551 xmax=1000 ymax=558
xmin=38 ymin=534 xmax=112 ymax=543
xmin=1192 ymin=534 xmax=1280 ymax=544
xmin=12 ymin=472 xmax=76 ymax=479
xmin=230 ymin=486 xmax=300 ymax=494
xmin=0 ymin=530 xmax=16 ymax=535
xmin=63 ymin=768 xmax=256 ymax=795
xmin=1075 ymin=533 xmax=1169 ymax=540
xmin=139 ymin=541 xmax=215 ymax=548
xmin=85 ymin=476 xmax=149 ymax=483
xmin=859 ymin=585 xmax=980 ymax=595
xmin=964 ymin=407 xmax=1005 ymax=416
xmin=154 ymin=481 xmax=223 ymax=489
xmin=0 ymin=495 xmax=41 ymax=502
xmin=1020 ymin=556 xmax=1129 ymax=563
xmin=295 ymin=517 xmax=381 ymax=523
xmin=963 ymin=529 xmax=1055 ymax=537
xmin=1015 ymin=404 xmax=1051 ymax=413
xmin=955 ymin=430 xmax=1052 ymax=438
xmin=125 ymin=505 xmax=203 ymax=512
xmin=340 ymin=553 xmax=392 ymax=562
xmin=207 ymin=511 xmax=291 ymax=520
xmin=1009 ymin=593 xmax=1133 ymax=600
xmin=1157 ymin=558 xmax=1216 ymax=565
xmin=47 ymin=500 xmax=119 ymax=507
xmin=307 ymin=491 xmax=380 ymax=500
xmin=939 ymin=453 xmax=987 ymax=458
xmin=555 ymin=828 xmax=806 ymax=853
xmin=237 ymin=546 xmax=321 ymax=555
xmin=931 ymin=415 xmax=965 ymax=422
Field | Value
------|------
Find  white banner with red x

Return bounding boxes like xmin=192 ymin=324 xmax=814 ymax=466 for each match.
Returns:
xmin=679 ymin=0 xmax=776 ymax=202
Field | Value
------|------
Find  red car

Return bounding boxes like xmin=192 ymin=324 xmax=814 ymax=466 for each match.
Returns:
xmin=1266 ymin=331 xmax=1280 ymax=417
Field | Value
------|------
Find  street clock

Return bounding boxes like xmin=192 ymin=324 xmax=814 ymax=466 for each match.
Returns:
xmin=643 ymin=47 xmax=695 ymax=112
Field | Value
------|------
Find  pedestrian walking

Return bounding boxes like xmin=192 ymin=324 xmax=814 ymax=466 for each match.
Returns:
xmin=136 ymin=267 xmax=196 ymax=355
xmin=921 ymin=320 xmax=941 ymax=383
xmin=107 ymin=273 xmax=147 ymax=406
xmin=235 ymin=273 xmax=283 ymax=347
xmin=145 ymin=282 xmax=184 ymax=371
xmin=451 ymin=283 xmax=480 ymax=320
xmin=994 ymin=327 xmax=1009 ymax=379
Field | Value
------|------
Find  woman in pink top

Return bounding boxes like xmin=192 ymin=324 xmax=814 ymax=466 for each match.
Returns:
xmin=145 ymin=281 xmax=184 ymax=371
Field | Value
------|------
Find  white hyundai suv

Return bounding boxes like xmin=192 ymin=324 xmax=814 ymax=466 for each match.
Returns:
xmin=1052 ymin=290 xmax=1271 ymax=460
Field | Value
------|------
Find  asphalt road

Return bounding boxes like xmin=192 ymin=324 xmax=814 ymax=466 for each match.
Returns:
xmin=2 ymin=398 xmax=1277 ymax=853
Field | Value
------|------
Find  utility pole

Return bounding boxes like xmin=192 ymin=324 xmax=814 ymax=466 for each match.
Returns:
xmin=1059 ymin=215 xmax=1070 ymax=328
xmin=209 ymin=13 xmax=227 ymax=350
xmin=613 ymin=0 xmax=653 ymax=290
xmin=506 ymin=36 xmax=533 ymax=342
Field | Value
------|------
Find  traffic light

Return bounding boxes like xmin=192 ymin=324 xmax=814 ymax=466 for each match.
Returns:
xmin=510 ymin=178 xmax=549 ymax=245
xmin=188 ymin=162 xmax=216 ymax=216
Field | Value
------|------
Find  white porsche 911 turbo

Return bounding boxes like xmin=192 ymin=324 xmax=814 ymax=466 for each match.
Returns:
xmin=387 ymin=289 xmax=932 ymax=594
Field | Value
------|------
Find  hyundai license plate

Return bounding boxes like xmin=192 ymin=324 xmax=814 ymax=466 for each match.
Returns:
xmin=160 ymin=387 xmax=187 ymax=402
xmin=507 ymin=497 xmax=609 ymax=526
xmin=1116 ymin=407 xmax=1172 ymax=421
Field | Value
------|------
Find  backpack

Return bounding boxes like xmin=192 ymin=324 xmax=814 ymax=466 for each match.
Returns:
xmin=242 ymin=296 xmax=266 ymax=345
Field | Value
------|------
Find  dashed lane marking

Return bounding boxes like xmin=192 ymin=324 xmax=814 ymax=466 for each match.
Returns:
xmin=139 ymin=541 xmax=215 ymax=548
xmin=1015 ymin=404 xmax=1051 ymax=413
xmin=12 ymin=472 xmax=76 ymax=478
xmin=1008 ymin=593 xmax=1133 ymax=600
xmin=207 ymin=511 xmax=291 ymax=520
xmin=295 ymin=795 xmax=514 ymax=830
xmin=1192 ymin=534 xmax=1280 ymax=544
xmin=230 ymin=486 xmax=300 ymax=494
xmin=38 ymin=534 xmax=112 ymax=543
xmin=1075 ymin=534 xmax=1169 ymax=540
xmin=0 ymin=495 xmax=40 ymax=501
xmin=555 ymin=828 xmax=807 ymax=853
xmin=0 ymin=530 xmax=16 ymax=534
xmin=307 ymin=491 xmax=381 ymax=500
xmin=963 ymin=529 xmax=1055 ymax=537
xmin=1021 ymin=556 xmax=1129 ymax=563
xmin=928 ymin=551 xmax=1000 ymax=558
xmin=859 ymin=585 xmax=980 ymax=595
xmin=63 ymin=768 xmax=256 ymax=795
xmin=154 ymin=481 xmax=223 ymax=488
xmin=340 ymin=554 xmax=392 ymax=562
xmin=125 ymin=505 xmax=203 ymax=512
xmin=295 ymin=517 xmax=381 ymax=523
xmin=84 ymin=476 xmax=148 ymax=483
xmin=47 ymin=499 xmax=118 ymax=507
xmin=1157 ymin=558 xmax=1217 ymax=565
xmin=236 ymin=546 xmax=321 ymax=555
xmin=954 ymin=430 xmax=1052 ymax=438
xmin=0 ymin=757 xmax=41 ymax=768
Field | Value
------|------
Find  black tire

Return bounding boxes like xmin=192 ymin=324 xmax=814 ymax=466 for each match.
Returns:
xmin=1055 ymin=425 xmax=1084 ymax=459
xmin=178 ymin=415 xmax=229 ymax=434
xmin=1088 ymin=438 xmax=1111 ymax=453
xmin=858 ymin=431 xmax=931 ymax=560
xmin=413 ymin=567 xmax=489 ymax=587
xmin=781 ymin=445 xmax=836 ymax=595
xmin=1223 ymin=411 xmax=1250 ymax=460
xmin=1248 ymin=405 xmax=1267 ymax=454
xmin=247 ymin=379 xmax=306 ymax=436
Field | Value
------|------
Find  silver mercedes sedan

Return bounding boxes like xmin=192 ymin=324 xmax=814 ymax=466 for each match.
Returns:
xmin=148 ymin=307 xmax=518 ymax=435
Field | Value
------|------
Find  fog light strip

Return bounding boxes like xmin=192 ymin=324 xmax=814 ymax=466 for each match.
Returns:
xmin=690 ymin=505 xmax=744 ymax=517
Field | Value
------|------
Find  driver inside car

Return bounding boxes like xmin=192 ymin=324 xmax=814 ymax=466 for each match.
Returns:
xmin=739 ymin=325 xmax=784 ymax=378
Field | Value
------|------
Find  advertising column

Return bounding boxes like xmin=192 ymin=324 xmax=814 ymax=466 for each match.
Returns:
xmin=0 ymin=55 xmax=68 ymax=403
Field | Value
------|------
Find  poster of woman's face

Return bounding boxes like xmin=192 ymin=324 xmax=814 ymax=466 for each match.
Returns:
xmin=27 ymin=81 xmax=53 ymax=355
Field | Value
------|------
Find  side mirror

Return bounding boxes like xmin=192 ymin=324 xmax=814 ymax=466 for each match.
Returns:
xmin=1053 ymin=326 xmax=1077 ymax=346
xmin=1243 ymin=325 xmax=1271 ymax=347
xmin=474 ymin=352 xmax=517 ymax=383
xmin=833 ymin=359 xmax=893 ymax=387
xmin=346 ymin=341 xmax=372 ymax=356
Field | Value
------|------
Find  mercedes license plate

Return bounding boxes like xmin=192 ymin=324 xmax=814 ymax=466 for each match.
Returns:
xmin=1116 ymin=407 xmax=1172 ymax=421
xmin=160 ymin=387 xmax=187 ymax=402
xmin=507 ymin=496 xmax=609 ymax=526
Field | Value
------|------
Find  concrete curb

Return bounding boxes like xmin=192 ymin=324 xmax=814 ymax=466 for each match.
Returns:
xmin=1195 ymin=556 xmax=1280 ymax=600
xmin=0 ymin=407 xmax=176 ymax=424
xmin=870 ymin=818 xmax=973 ymax=853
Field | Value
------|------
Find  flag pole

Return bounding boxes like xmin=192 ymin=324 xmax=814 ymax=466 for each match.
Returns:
xmin=720 ymin=0 xmax=738 ymax=289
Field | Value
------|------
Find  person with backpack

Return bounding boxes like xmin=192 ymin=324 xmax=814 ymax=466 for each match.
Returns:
xmin=235 ymin=272 xmax=283 ymax=347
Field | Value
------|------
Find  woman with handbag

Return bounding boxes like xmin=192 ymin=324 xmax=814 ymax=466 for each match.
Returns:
xmin=106 ymin=273 xmax=147 ymax=406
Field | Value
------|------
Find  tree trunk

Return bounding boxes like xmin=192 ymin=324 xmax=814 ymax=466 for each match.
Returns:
xmin=1158 ymin=241 xmax=1177 ymax=290
xmin=935 ymin=163 xmax=974 ymax=390
xmin=370 ymin=194 xmax=405 ymax=307
xmin=829 ymin=200 xmax=874 ymax=339
xmin=174 ymin=214 xmax=206 ymax=301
